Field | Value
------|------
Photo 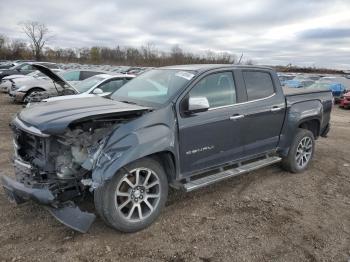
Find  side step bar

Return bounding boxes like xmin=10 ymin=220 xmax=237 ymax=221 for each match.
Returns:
xmin=183 ymin=156 xmax=282 ymax=192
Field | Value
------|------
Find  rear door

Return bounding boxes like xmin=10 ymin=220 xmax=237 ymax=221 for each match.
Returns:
xmin=239 ymin=70 xmax=286 ymax=156
xmin=177 ymin=70 xmax=246 ymax=176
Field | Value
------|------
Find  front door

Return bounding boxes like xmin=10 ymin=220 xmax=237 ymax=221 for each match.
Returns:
xmin=177 ymin=71 xmax=245 ymax=176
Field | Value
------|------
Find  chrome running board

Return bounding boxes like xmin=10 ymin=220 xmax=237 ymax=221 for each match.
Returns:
xmin=183 ymin=156 xmax=282 ymax=192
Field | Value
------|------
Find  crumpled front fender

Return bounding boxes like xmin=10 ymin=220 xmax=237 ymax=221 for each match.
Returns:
xmin=91 ymin=105 xmax=178 ymax=185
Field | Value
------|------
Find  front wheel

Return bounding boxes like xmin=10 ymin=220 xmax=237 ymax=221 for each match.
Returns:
xmin=94 ymin=157 xmax=168 ymax=232
xmin=281 ymin=128 xmax=315 ymax=173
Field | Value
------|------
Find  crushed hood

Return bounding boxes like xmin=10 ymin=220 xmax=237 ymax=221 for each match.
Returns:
xmin=18 ymin=96 xmax=149 ymax=134
xmin=32 ymin=64 xmax=78 ymax=93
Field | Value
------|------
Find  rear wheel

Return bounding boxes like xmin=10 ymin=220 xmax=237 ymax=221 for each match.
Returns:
xmin=281 ymin=128 xmax=315 ymax=173
xmin=94 ymin=157 xmax=168 ymax=232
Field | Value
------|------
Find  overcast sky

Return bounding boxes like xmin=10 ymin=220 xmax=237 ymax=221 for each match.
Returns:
xmin=1 ymin=0 xmax=350 ymax=69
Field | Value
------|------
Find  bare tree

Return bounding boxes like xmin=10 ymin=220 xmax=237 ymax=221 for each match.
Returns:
xmin=21 ymin=21 xmax=50 ymax=60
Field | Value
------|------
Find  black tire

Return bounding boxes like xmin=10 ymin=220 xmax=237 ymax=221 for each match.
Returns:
xmin=23 ymin=88 xmax=45 ymax=103
xmin=94 ymin=157 xmax=168 ymax=233
xmin=281 ymin=128 xmax=315 ymax=173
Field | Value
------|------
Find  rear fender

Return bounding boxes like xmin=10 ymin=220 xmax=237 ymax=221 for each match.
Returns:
xmin=278 ymin=100 xmax=322 ymax=156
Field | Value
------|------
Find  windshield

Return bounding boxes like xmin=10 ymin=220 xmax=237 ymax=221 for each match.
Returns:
xmin=74 ymin=75 xmax=107 ymax=93
xmin=111 ymin=69 xmax=196 ymax=106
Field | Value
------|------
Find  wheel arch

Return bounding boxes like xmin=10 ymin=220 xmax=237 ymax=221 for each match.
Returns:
xmin=278 ymin=100 xmax=323 ymax=156
xmin=147 ymin=151 xmax=177 ymax=183
xmin=22 ymin=87 xmax=47 ymax=102
xmin=297 ymin=118 xmax=320 ymax=138
xmin=26 ymin=86 xmax=46 ymax=93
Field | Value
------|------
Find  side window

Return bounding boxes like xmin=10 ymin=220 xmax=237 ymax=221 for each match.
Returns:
xmin=20 ymin=64 xmax=33 ymax=70
xmin=243 ymin=71 xmax=275 ymax=101
xmin=81 ymin=71 xmax=100 ymax=80
xmin=62 ymin=71 xmax=80 ymax=81
xmin=98 ymin=79 xmax=125 ymax=93
xmin=189 ymin=72 xmax=236 ymax=108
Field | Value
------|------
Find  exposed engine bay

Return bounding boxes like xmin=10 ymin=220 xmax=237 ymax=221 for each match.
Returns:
xmin=11 ymin=114 xmax=140 ymax=205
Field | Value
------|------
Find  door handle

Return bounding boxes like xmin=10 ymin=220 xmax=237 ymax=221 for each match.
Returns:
xmin=270 ymin=106 xmax=282 ymax=112
xmin=230 ymin=114 xmax=245 ymax=120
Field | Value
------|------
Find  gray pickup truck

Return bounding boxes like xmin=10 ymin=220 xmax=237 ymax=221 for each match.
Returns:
xmin=1 ymin=64 xmax=332 ymax=233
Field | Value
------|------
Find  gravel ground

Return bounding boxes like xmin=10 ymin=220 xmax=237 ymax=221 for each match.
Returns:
xmin=0 ymin=92 xmax=349 ymax=262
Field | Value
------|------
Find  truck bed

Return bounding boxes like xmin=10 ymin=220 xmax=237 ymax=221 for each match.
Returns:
xmin=282 ymin=86 xmax=333 ymax=139
xmin=283 ymin=86 xmax=333 ymax=106
xmin=282 ymin=87 xmax=331 ymax=96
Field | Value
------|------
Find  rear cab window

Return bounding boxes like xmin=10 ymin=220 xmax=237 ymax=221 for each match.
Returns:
xmin=243 ymin=71 xmax=275 ymax=101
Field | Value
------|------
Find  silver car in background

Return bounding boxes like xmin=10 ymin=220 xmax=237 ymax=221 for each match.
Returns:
xmin=0 ymin=70 xmax=63 ymax=93
xmin=42 ymin=73 xmax=135 ymax=103
xmin=8 ymin=69 xmax=109 ymax=102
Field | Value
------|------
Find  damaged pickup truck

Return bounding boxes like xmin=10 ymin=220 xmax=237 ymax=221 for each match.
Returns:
xmin=1 ymin=64 xmax=332 ymax=233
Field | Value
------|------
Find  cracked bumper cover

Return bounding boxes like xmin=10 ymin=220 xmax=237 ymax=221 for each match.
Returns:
xmin=1 ymin=175 xmax=55 ymax=204
xmin=1 ymin=175 xmax=96 ymax=233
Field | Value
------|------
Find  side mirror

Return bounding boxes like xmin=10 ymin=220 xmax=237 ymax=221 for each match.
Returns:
xmin=93 ymin=88 xmax=103 ymax=95
xmin=187 ymin=97 xmax=210 ymax=114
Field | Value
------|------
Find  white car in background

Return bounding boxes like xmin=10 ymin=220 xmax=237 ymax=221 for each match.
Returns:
xmin=43 ymin=73 xmax=135 ymax=103
xmin=9 ymin=68 xmax=109 ymax=102
xmin=0 ymin=69 xmax=63 ymax=93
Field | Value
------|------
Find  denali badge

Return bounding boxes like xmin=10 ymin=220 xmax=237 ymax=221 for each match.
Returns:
xmin=186 ymin=145 xmax=214 ymax=155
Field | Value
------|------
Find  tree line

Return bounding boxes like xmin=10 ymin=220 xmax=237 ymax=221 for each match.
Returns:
xmin=0 ymin=21 xmax=239 ymax=66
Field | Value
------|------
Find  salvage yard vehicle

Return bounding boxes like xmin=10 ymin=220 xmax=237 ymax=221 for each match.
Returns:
xmin=1 ymin=64 xmax=332 ymax=233
xmin=339 ymin=91 xmax=350 ymax=108
xmin=306 ymin=81 xmax=346 ymax=103
xmin=0 ymin=70 xmax=62 ymax=93
xmin=40 ymin=73 xmax=135 ymax=103
xmin=8 ymin=66 xmax=109 ymax=103
xmin=0 ymin=62 xmax=59 ymax=81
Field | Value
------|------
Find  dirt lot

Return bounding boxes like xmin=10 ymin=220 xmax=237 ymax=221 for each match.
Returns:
xmin=0 ymin=92 xmax=349 ymax=262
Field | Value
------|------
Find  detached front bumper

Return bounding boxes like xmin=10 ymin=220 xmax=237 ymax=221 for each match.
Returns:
xmin=1 ymin=175 xmax=55 ymax=205
xmin=1 ymin=158 xmax=96 ymax=233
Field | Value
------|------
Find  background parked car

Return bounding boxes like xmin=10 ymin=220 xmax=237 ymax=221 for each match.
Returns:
xmin=9 ymin=66 xmax=117 ymax=103
xmin=277 ymin=73 xmax=295 ymax=86
xmin=0 ymin=60 xmax=35 ymax=69
xmin=41 ymin=73 xmax=135 ymax=103
xmin=60 ymin=69 xmax=111 ymax=85
xmin=306 ymin=81 xmax=346 ymax=102
xmin=0 ymin=69 xmax=63 ymax=93
xmin=319 ymin=76 xmax=350 ymax=90
xmin=0 ymin=62 xmax=59 ymax=80
xmin=339 ymin=91 xmax=350 ymax=108
xmin=282 ymin=76 xmax=315 ymax=88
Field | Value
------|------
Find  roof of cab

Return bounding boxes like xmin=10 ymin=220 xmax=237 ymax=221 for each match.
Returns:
xmin=159 ymin=64 xmax=273 ymax=73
